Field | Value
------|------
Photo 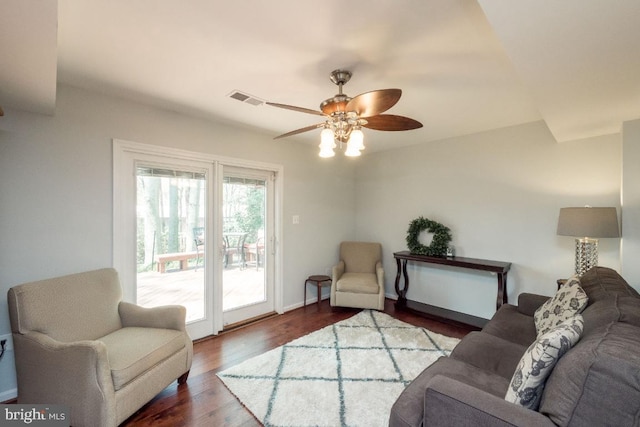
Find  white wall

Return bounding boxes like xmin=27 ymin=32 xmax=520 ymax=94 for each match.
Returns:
xmin=622 ymin=119 xmax=640 ymax=287
xmin=355 ymin=121 xmax=622 ymax=319
xmin=0 ymin=84 xmax=634 ymax=400
xmin=0 ymin=84 xmax=357 ymax=398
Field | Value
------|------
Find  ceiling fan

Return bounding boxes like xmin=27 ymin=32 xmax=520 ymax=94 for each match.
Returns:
xmin=267 ymin=69 xmax=423 ymax=157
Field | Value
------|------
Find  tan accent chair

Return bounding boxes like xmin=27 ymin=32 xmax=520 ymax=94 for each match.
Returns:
xmin=7 ymin=268 xmax=193 ymax=427
xmin=330 ymin=241 xmax=385 ymax=310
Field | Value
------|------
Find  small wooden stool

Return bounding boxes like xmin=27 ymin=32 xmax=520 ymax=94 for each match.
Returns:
xmin=304 ymin=275 xmax=332 ymax=306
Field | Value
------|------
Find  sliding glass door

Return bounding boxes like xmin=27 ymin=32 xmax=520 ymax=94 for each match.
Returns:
xmin=113 ymin=140 xmax=282 ymax=339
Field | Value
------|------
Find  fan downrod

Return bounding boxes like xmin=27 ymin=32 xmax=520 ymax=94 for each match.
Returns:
xmin=321 ymin=70 xmax=353 ymax=115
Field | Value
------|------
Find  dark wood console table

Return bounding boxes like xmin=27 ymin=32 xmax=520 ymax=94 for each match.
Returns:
xmin=394 ymin=251 xmax=512 ymax=329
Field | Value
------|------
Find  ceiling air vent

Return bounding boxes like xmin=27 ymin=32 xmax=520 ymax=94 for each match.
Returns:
xmin=228 ymin=90 xmax=264 ymax=107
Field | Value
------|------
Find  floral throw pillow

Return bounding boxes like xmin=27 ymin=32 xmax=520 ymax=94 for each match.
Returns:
xmin=533 ymin=276 xmax=588 ymax=337
xmin=505 ymin=314 xmax=584 ymax=410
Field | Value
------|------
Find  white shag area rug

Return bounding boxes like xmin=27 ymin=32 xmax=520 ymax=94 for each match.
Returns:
xmin=217 ymin=310 xmax=460 ymax=427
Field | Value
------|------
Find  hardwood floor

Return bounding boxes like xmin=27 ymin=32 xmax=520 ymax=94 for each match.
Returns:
xmin=122 ymin=299 xmax=473 ymax=427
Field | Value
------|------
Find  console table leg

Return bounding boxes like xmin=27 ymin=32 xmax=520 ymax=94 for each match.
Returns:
xmin=394 ymin=258 xmax=410 ymax=304
xmin=496 ymin=272 xmax=508 ymax=310
xmin=402 ymin=259 xmax=409 ymax=296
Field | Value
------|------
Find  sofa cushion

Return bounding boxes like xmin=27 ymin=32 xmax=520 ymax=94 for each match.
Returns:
xmin=618 ymin=295 xmax=640 ymax=326
xmin=540 ymin=321 xmax=640 ymax=426
xmin=98 ymin=327 xmax=186 ymax=390
xmin=534 ymin=276 xmax=587 ymax=336
xmin=505 ymin=315 xmax=583 ymax=410
xmin=581 ymin=294 xmax=640 ymax=337
xmin=516 ymin=293 xmax=551 ymax=317
xmin=482 ymin=304 xmax=538 ymax=347
xmin=579 ymin=266 xmax=639 ymax=303
xmin=450 ymin=331 xmax=527 ymax=380
xmin=336 ymin=272 xmax=379 ymax=294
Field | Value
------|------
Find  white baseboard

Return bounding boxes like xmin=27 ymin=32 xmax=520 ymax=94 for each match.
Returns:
xmin=385 ymin=292 xmax=398 ymax=300
xmin=285 ymin=293 xmax=398 ymax=313
xmin=284 ymin=295 xmax=329 ymax=312
xmin=0 ymin=388 xmax=17 ymax=402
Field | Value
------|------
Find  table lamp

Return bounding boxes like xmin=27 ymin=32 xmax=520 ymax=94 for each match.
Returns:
xmin=557 ymin=206 xmax=620 ymax=276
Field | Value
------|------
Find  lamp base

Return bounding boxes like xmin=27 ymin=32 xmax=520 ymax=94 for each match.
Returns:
xmin=575 ymin=238 xmax=598 ymax=276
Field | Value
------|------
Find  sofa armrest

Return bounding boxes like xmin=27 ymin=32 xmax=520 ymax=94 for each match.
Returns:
xmin=119 ymin=301 xmax=186 ymax=331
xmin=516 ymin=293 xmax=550 ymax=316
xmin=13 ymin=332 xmax=115 ymax=423
xmin=424 ymin=375 xmax=554 ymax=427
xmin=332 ymin=260 xmax=345 ymax=282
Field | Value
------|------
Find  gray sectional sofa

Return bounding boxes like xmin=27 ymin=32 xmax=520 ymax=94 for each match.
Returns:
xmin=389 ymin=266 xmax=640 ymax=426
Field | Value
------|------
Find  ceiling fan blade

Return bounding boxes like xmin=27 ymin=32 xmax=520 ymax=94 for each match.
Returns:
xmin=266 ymin=102 xmax=326 ymax=117
xmin=0 ymin=106 xmax=4 ymax=116
xmin=274 ymin=123 xmax=324 ymax=140
xmin=346 ymin=89 xmax=402 ymax=117
xmin=362 ymin=115 xmax=423 ymax=131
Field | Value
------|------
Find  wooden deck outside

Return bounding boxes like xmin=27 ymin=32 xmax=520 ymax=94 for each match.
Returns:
xmin=137 ymin=265 xmax=265 ymax=323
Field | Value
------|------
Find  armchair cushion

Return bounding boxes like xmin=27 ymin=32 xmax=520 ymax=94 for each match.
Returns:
xmin=98 ymin=327 xmax=187 ymax=390
xmin=340 ymin=241 xmax=382 ymax=273
xmin=336 ymin=273 xmax=380 ymax=294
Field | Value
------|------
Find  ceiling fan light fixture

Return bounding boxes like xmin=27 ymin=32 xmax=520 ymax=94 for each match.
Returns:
xmin=268 ymin=69 xmax=423 ymax=159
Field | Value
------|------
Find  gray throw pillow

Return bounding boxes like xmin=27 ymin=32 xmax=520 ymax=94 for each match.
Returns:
xmin=534 ymin=276 xmax=588 ymax=336
xmin=505 ymin=314 xmax=584 ymax=410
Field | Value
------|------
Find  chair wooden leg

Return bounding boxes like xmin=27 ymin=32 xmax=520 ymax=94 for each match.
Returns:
xmin=178 ymin=370 xmax=190 ymax=385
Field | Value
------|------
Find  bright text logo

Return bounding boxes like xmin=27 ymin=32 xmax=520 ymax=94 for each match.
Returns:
xmin=1 ymin=405 xmax=68 ymax=426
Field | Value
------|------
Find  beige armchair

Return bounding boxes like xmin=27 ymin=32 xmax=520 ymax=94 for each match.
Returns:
xmin=330 ymin=241 xmax=385 ymax=310
xmin=7 ymin=268 xmax=193 ymax=427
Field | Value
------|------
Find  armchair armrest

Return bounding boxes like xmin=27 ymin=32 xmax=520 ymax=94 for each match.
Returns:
xmin=376 ymin=261 xmax=384 ymax=287
xmin=332 ymin=260 xmax=345 ymax=282
xmin=424 ymin=375 xmax=554 ymax=427
xmin=517 ymin=293 xmax=550 ymax=316
xmin=13 ymin=332 xmax=114 ymax=414
xmin=119 ymin=301 xmax=186 ymax=331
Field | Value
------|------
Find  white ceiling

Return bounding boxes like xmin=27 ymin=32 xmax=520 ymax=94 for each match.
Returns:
xmin=1 ymin=0 xmax=639 ymax=151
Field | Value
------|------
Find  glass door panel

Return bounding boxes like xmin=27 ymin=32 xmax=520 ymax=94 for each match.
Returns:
xmin=222 ymin=168 xmax=274 ymax=326
xmin=135 ymin=166 xmax=206 ymax=323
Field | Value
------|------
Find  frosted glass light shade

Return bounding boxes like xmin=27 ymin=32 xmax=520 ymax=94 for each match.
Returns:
xmin=320 ymin=128 xmax=336 ymax=148
xmin=344 ymin=141 xmax=361 ymax=157
xmin=319 ymin=146 xmax=335 ymax=157
xmin=349 ymin=129 xmax=365 ymax=151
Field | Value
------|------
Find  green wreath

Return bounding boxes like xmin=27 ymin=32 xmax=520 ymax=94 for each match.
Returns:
xmin=406 ymin=216 xmax=452 ymax=256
